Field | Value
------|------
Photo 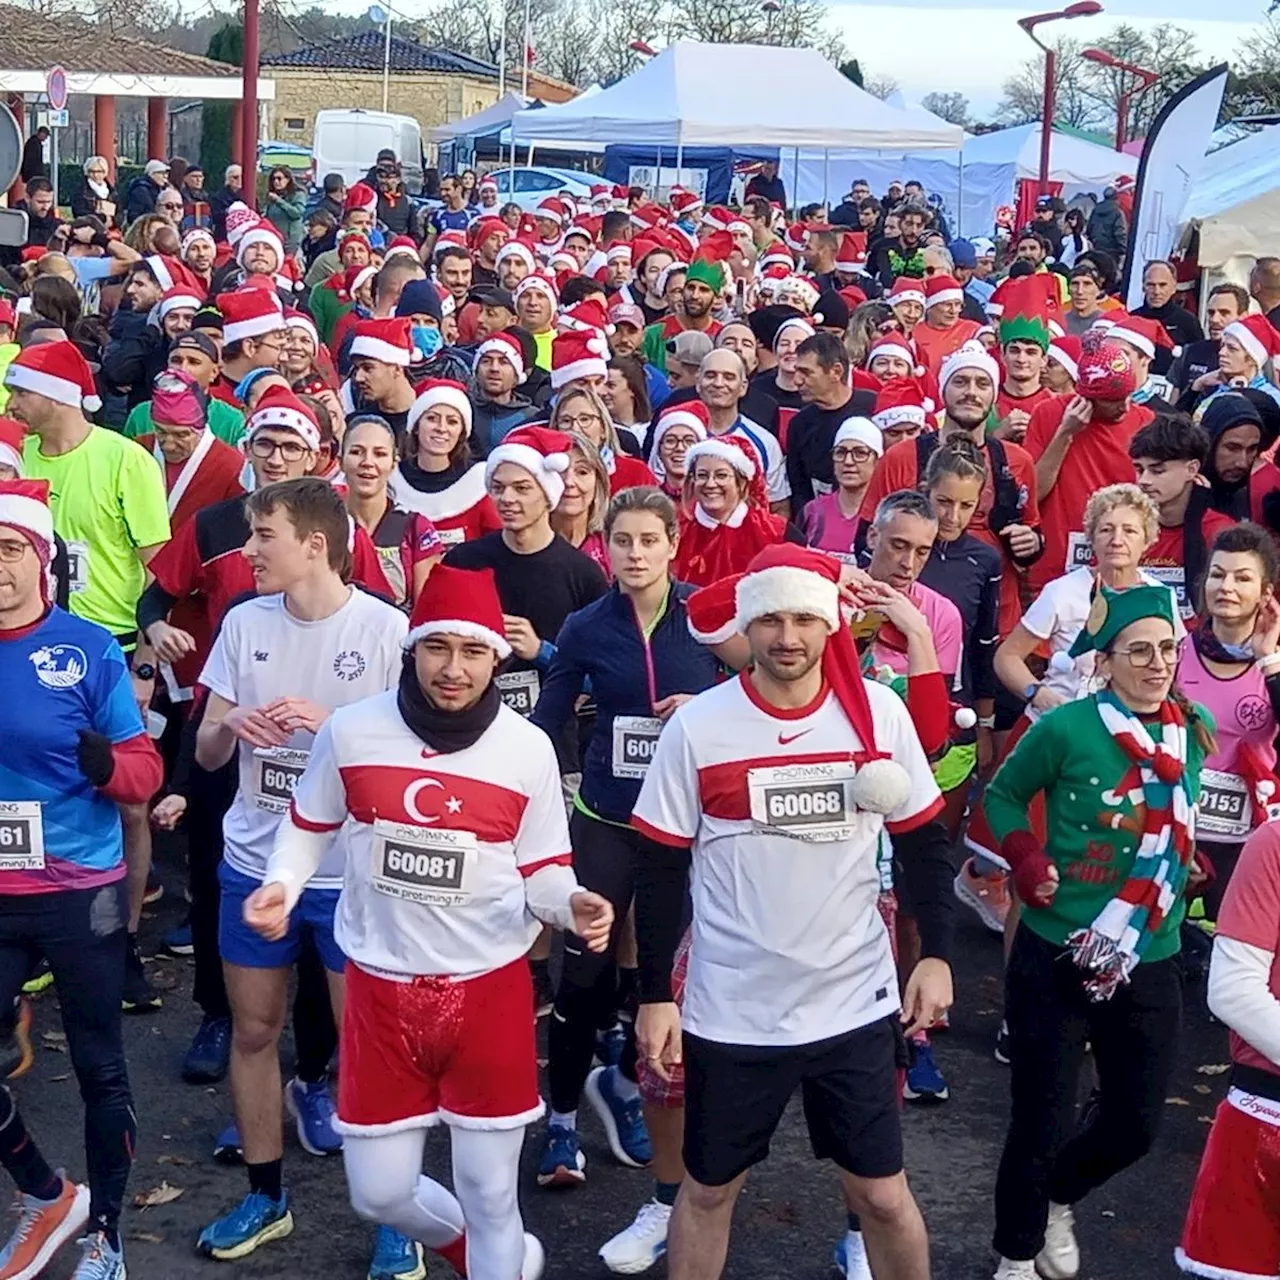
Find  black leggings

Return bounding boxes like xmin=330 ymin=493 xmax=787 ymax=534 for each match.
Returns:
xmin=0 ymin=882 xmax=135 ymax=1232
xmin=993 ymin=924 xmax=1182 ymax=1261
xmin=547 ymin=810 xmax=648 ymax=1114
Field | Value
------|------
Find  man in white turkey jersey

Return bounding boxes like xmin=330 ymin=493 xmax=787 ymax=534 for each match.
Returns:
xmin=247 ymin=562 xmax=614 ymax=1280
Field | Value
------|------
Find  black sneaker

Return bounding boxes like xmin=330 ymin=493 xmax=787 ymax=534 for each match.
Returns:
xmin=182 ymin=1015 xmax=232 ymax=1083
xmin=122 ymin=935 xmax=162 ymax=1014
xmin=143 ymin=868 xmax=164 ymax=906
xmin=994 ymin=1019 xmax=1011 ymax=1066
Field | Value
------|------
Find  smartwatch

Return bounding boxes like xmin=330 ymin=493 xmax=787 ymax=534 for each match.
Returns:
xmin=1022 ymin=680 xmax=1040 ymax=701
xmin=133 ymin=662 xmax=157 ymax=681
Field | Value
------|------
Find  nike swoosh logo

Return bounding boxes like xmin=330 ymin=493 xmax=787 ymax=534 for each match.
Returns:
xmin=778 ymin=730 xmax=812 ymax=746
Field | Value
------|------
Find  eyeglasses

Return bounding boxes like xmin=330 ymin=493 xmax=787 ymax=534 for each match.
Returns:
xmin=1111 ymin=640 xmax=1178 ymax=669
xmin=158 ymin=202 xmax=183 ymax=211
xmin=661 ymin=434 xmax=698 ymax=451
xmin=833 ymin=445 xmax=875 ymax=464
xmin=249 ymin=436 xmax=308 ymax=462
xmin=0 ymin=539 xmax=29 ymax=563
xmin=559 ymin=413 xmax=603 ymax=432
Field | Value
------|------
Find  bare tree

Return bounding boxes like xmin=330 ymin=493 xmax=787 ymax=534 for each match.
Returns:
xmin=1229 ymin=15 xmax=1280 ymax=117
xmin=997 ymin=35 xmax=1095 ymax=128
xmin=862 ymin=73 xmax=899 ymax=101
xmin=920 ymin=91 xmax=970 ymax=127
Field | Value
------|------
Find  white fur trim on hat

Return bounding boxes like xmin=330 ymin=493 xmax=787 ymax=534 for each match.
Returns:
xmin=158 ymin=292 xmax=202 ymax=319
xmin=1225 ymin=319 xmax=1268 ymax=370
xmin=0 ymin=442 xmax=21 ymax=475
xmin=939 ymin=344 xmax=1000 ymax=392
xmin=685 ymin=438 xmax=756 ymax=479
xmin=286 ymin=314 xmax=319 ymax=347
xmin=407 ymin=384 xmax=473 ymax=436
xmin=224 ymin=310 xmax=285 ymax=346
xmin=4 ymin=365 xmax=101 ymax=413
xmin=1047 ymin=344 xmax=1079 ymax=381
xmin=474 ymin=336 xmax=526 ymax=385
xmin=0 ymin=493 xmax=53 ymax=554
xmin=867 ymin=340 xmax=915 ymax=369
xmin=246 ymin=406 xmax=320 ymax=452
xmin=350 ymin=334 xmax=411 ymax=367
xmin=1108 ymin=325 xmax=1154 ymax=360
xmin=236 ymin=227 xmax=282 ymax=267
xmin=773 ymin=317 xmax=815 ymax=351
xmin=653 ymin=408 xmax=708 ymax=443
xmin=734 ymin=565 xmax=839 ymax=635
xmin=889 ymin=283 xmax=927 ymax=307
xmin=833 ymin=416 xmax=883 ymax=457
xmin=687 ymin=611 xmax=740 ymax=646
xmin=402 ymin=618 xmax=512 ymax=660
xmin=181 ymin=228 xmax=215 ymax=253
xmin=874 ymin=404 xmax=927 ymax=429
xmin=485 ymin=439 xmax=571 ymax=509
xmin=514 ymin=275 xmax=557 ymax=305
xmin=550 ymin=355 xmax=608 ymax=391
xmin=926 ymin=286 xmax=964 ymax=307
xmin=497 ymin=242 xmax=536 ymax=269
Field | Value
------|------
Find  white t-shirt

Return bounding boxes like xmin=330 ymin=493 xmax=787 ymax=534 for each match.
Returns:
xmin=632 ymin=671 xmax=942 ymax=1048
xmin=1020 ymin=567 xmax=1186 ymax=720
xmin=200 ymin=589 xmax=408 ymax=887
xmin=286 ymin=690 xmax=572 ymax=977
xmin=722 ymin=417 xmax=791 ymax=505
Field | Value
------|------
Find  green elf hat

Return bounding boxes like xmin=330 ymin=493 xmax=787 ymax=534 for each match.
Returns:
xmin=1068 ymin=584 xmax=1178 ymax=659
xmin=998 ymin=310 xmax=1052 ymax=352
xmin=685 ymin=257 xmax=726 ymax=291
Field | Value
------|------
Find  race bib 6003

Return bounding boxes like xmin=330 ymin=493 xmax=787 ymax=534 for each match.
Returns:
xmin=252 ymin=747 xmax=310 ymax=814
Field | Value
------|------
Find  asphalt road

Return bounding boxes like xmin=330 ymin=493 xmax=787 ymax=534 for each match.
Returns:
xmin=14 ymin=839 xmax=1228 ymax=1280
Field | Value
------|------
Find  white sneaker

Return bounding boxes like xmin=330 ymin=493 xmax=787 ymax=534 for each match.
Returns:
xmin=1035 ymin=1202 xmax=1080 ymax=1280
xmin=832 ymin=1228 xmax=873 ymax=1280
xmin=993 ymin=1260 xmax=1038 ymax=1280
xmin=522 ymin=1231 xmax=545 ymax=1280
xmin=598 ymin=1200 xmax=671 ymax=1274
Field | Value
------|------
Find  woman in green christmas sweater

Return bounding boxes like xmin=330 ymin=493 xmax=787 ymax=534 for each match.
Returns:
xmin=983 ymin=583 xmax=1215 ymax=1280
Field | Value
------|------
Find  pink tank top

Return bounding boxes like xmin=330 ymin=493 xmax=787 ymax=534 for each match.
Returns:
xmin=1177 ymin=638 xmax=1276 ymax=776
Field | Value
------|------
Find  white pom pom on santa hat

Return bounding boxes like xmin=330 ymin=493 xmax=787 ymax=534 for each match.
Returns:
xmin=954 ymin=706 xmax=977 ymax=730
xmin=850 ymin=758 xmax=914 ymax=816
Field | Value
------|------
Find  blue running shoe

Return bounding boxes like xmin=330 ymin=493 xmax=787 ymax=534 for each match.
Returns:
xmin=162 ymin=920 xmax=194 ymax=956
xmin=595 ymin=1023 xmax=626 ymax=1068
xmin=903 ymin=1038 xmax=949 ymax=1104
xmin=537 ymin=1125 xmax=586 ymax=1188
xmin=285 ymin=1076 xmax=342 ymax=1155
xmin=71 ymin=1231 xmax=126 ymax=1280
xmin=832 ymin=1229 xmax=873 ymax=1280
xmin=585 ymin=1065 xmax=651 ymax=1168
xmin=196 ymin=1191 xmax=293 ymax=1260
xmin=368 ymin=1225 xmax=425 ymax=1280
xmin=182 ymin=1015 xmax=231 ymax=1083
xmin=213 ymin=1119 xmax=242 ymax=1165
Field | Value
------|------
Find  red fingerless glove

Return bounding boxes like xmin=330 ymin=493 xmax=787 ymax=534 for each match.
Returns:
xmin=1001 ymin=830 xmax=1056 ymax=906
xmin=906 ymin=669 xmax=950 ymax=758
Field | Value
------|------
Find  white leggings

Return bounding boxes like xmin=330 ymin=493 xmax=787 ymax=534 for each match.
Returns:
xmin=344 ymin=1125 xmax=526 ymax=1280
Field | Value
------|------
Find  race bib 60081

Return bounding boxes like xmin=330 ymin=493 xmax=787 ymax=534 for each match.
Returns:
xmin=371 ymin=820 xmax=476 ymax=906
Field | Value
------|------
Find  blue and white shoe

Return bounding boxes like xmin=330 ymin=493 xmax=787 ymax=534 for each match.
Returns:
xmin=71 ymin=1231 xmax=126 ymax=1279
xmin=585 ymin=1065 xmax=651 ymax=1168
xmin=598 ymin=1200 xmax=671 ymax=1274
xmin=903 ymin=1038 xmax=949 ymax=1104
xmin=182 ymin=1015 xmax=231 ymax=1083
xmin=285 ymin=1076 xmax=342 ymax=1155
xmin=162 ymin=920 xmax=194 ymax=956
xmin=595 ymin=1023 xmax=626 ymax=1067
xmin=213 ymin=1119 xmax=242 ymax=1164
xmin=832 ymin=1229 xmax=873 ymax=1280
xmin=537 ymin=1125 xmax=586 ymax=1187
xmin=196 ymin=1191 xmax=294 ymax=1260
xmin=368 ymin=1225 xmax=425 ymax=1280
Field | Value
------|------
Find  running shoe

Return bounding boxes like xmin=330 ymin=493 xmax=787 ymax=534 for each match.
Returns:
xmin=182 ymin=1015 xmax=231 ymax=1084
xmin=0 ymin=999 xmax=33 ymax=1081
xmin=284 ymin=1077 xmax=342 ymax=1156
xmin=195 ymin=1191 xmax=293 ymax=1260
xmin=953 ymin=859 xmax=1010 ymax=934
xmin=903 ymin=1039 xmax=949 ymax=1104
xmin=994 ymin=1020 xmax=1011 ymax=1066
xmin=212 ymin=1120 xmax=242 ymax=1165
xmin=143 ymin=869 xmax=164 ymax=906
xmin=537 ymin=1125 xmax=586 ymax=1188
xmin=585 ymin=1066 xmax=651 ymax=1168
xmin=121 ymin=937 xmax=160 ymax=1014
xmin=161 ymin=919 xmax=194 ymax=957
xmin=1036 ymin=1202 xmax=1079 ymax=1280
xmin=0 ymin=1177 xmax=88 ymax=1280
xmin=20 ymin=961 xmax=52 ymax=998
xmin=69 ymin=1231 xmax=125 ymax=1280
xmin=595 ymin=1023 xmax=626 ymax=1068
xmin=832 ymin=1229 xmax=873 ymax=1280
xmin=993 ymin=1261 xmax=1037 ymax=1280
xmin=598 ymin=1200 xmax=671 ymax=1274
xmin=368 ymin=1225 xmax=425 ymax=1280
xmin=523 ymin=1233 xmax=545 ymax=1280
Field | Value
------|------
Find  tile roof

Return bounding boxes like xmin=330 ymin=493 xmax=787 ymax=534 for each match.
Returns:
xmin=0 ymin=5 xmax=239 ymax=77
xmin=264 ymin=31 xmax=499 ymax=79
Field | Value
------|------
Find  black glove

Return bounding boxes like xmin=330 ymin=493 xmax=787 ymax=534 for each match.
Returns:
xmin=77 ymin=730 xmax=115 ymax=788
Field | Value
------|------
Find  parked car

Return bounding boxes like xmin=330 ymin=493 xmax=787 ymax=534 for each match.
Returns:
xmin=483 ymin=165 xmax=598 ymax=212
xmin=258 ymin=142 xmax=314 ymax=186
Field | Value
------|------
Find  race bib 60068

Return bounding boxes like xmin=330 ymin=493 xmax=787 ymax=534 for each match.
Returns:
xmin=747 ymin=762 xmax=859 ymax=843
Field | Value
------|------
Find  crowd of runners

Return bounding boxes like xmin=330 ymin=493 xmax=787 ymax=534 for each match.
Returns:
xmin=0 ymin=146 xmax=1277 ymax=1280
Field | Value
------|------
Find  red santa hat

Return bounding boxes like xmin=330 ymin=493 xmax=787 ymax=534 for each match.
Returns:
xmin=550 ymin=327 xmax=610 ymax=390
xmin=1107 ymin=313 xmax=1176 ymax=361
xmin=350 ymin=317 xmax=416 ymax=367
xmin=285 ymin=310 xmax=319 ymax=350
xmin=514 ymin=270 xmax=559 ymax=307
xmin=534 ymin=196 xmax=570 ymax=226
xmin=887 ymin=276 xmax=927 ymax=309
xmin=343 ymin=182 xmax=378 ymax=216
xmin=939 ymin=343 xmax=1000 ymax=392
xmin=245 ymin=385 xmax=321 ymax=452
xmin=773 ymin=315 xmax=816 ymax=352
xmin=925 ymin=273 xmax=965 ymax=309
xmin=485 ymin=425 xmax=573 ymax=509
xmin=866 ymin=334 xmax=921 ymax=375
xmin=403 ymin=564 xmax=511 ymax=658
xmin=217 ymin=288 xmax=284 ymax=345
xmin=433 ymin=229 xmax=469 ymax=256
xmin=668 ymin=187 xmax=703 ymax=218
xmin=760 ymin=243 xmax=795 ymax=272
xmin=0 ymin=478 xmax=54 ymax=577
xmin=873 ymin=377 xmax=932 ymax=430
xmin=236 ymin=222 xmax=284 ymax=269
xmin=630 ymin=205 xmax=666 ymax=233
xmin=496 ymin=239 xmax=537 ymax=272
xmin=5 ymin=341 xmax=101 ymax=412
xmin=548 ymin=250 xmax=579 ymax=279
xmin=733 ymin=544 xmax=914 ymax=814
xmin=157 ymin=287 xmax=203 ymax=322
xmin=610 ymin=183 xmax=630 ymax=207
xmin=384 ymin=235 xmax=422 ymax=263
xmin=469 ymin=217 xmax=509 ymax=248
xmin=146 ymin=255 xmax=205 ymax=297
xmin=558 ymin=297 xmax=612 ymax=337
xmin=0 ymin=417 xmax=24 ymax=475
xmin=1224 ymin=313 xmax=1280 ymax=370
xmin=180 ymin=227 xmax=216 ymax=259
xmin=473 ymin=331 xmax=527 ymax=385
xmin=1047 ymin=334 xmax=1082 ymax=382
xmin=685 ymin=574 xmax=742 ymax=646
xmin=605 ymin=241 xmax=632 ymax=265
xmin=652 ymin=400 xmax=710 ymax=451
xmin=685 ymin=434 xmax=758 ymax=481
xmin=407 ymin=378 xmax=473 ymax=438
xmin=479 ymin=174 xmax=499 ymax=195
xmin=563 ymin=221 xmax=596 ymax=246
xmin=784 ymin=222 xmax=809 ymax=253
xmin=835 ymin=232 xmax=868 ymax=274
xmin=223 ymin=202 xmax=258 ymax=246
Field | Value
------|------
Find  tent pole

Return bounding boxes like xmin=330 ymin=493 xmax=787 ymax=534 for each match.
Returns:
xmin=822 ymin=149 xmax=829 ymax=209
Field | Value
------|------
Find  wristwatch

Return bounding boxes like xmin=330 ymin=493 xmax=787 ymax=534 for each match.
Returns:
xmin=1022 ymin=680 xmax=1040 ymax=701
xmin=133 ymin=662 xmax=157 ymax=681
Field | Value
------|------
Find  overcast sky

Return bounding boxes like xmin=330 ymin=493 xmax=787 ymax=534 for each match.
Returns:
xmin=826 ymin=0 xmax=1263 ymax=117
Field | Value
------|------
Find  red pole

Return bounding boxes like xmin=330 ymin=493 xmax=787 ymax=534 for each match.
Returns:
xmin=1038 ymin=47 xmax=1055 ymax=194
xmin=240 ymin=0 xmax=260 ymax=213
xmin=94 ymin=94 xmax=117 ymax=183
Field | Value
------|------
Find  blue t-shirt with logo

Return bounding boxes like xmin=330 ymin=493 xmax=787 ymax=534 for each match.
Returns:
xmin=430 ymin=207 xmax=473 ymax=236
xmin=0 ymin=608 xmax=143 ymax=893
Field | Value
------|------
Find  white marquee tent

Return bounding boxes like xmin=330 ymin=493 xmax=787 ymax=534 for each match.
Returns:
xmin=1181 ymin=125 xmax=1280 ymax=270
xmin=510 ymin=43 xmax=965 ymax=151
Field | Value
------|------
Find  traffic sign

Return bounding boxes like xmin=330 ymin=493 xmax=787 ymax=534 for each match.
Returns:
xmin=47 ymin=109 xmax=68 ymax=128
xmin=0 ymin=102 xmax=22 ymax=193
xmin=46 ymin=65 xmax=67 ymax=113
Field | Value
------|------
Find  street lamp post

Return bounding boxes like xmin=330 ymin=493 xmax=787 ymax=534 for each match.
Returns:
xmin=1017 ymin=1 xmax=1105 ymax=194
xmin=1081 ymin=46 xmax=1159 ymax=151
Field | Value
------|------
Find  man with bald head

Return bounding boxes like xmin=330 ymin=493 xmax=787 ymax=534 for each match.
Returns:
xmin=1134 ymin=258 xmax=1203 ymax=376
xmin=1250 ymin=257 xmax=1280 ymax=333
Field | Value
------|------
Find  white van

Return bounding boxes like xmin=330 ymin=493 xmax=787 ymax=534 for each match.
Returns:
xmin=312 ymin=109 xmax=425 ymax=195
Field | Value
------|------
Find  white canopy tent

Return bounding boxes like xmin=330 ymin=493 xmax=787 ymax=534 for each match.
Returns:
xmin=510 ymin=43 xmax=965 ymax=151
xmin=961 ymin=123 xmax=1137 ymax=189
xmin=1181 ymin=126 xmax=1280 ymax=270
